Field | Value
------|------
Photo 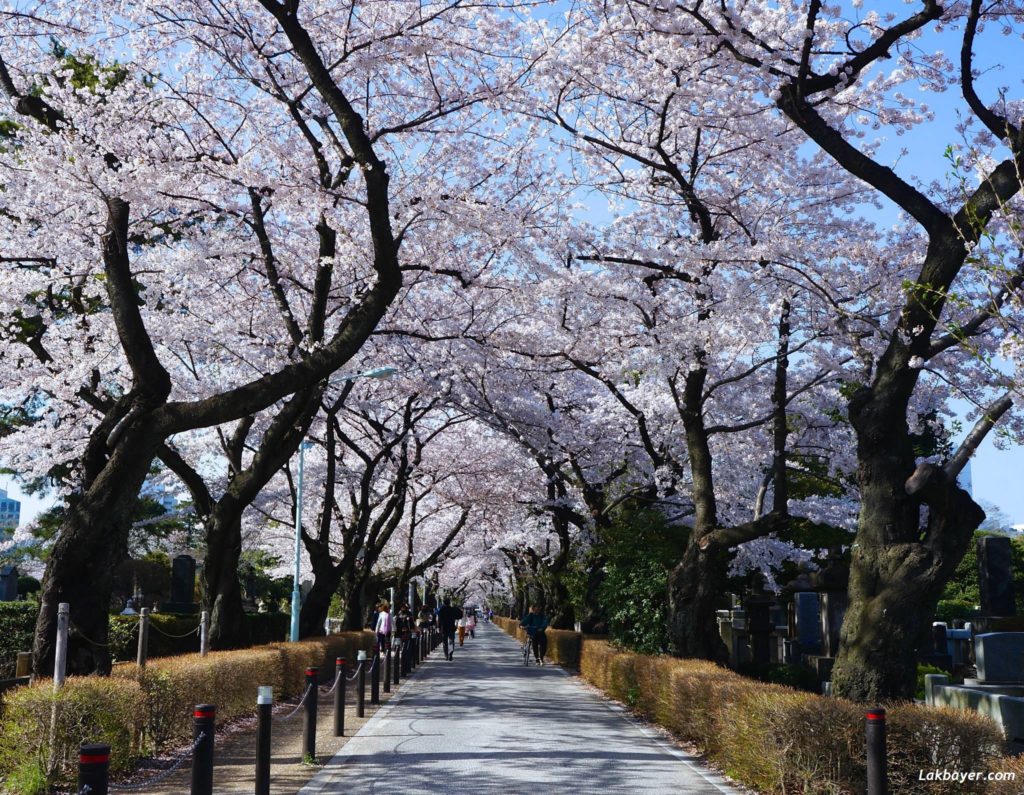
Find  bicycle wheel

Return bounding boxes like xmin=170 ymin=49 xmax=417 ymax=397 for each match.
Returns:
xmin=522 ymin=639 xmax=530 ymax=665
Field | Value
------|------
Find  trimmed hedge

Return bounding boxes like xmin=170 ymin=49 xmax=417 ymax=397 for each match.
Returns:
xmin=0 ymin=676 xmax=146 ymax=794
xmin=0 ymin=603 xmax=37 ymax=679
xmin=0 ymin=631 xmax=376 ymax=793
xmin=579 ymin=639 xmax=1008 ymax=795
xmin=492 ymin=620 xmax=1013 ymax=795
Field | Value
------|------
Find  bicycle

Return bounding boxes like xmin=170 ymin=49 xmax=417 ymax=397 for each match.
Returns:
xmin=521 ymin=631 xmax=534 ymax=665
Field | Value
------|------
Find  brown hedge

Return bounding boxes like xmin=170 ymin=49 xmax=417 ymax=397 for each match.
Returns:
xmin=0 ymin=631 xmax=376 ymax=793
xmin=494 ymin=619 xmax=1015 ymax=795
xmin=578 ymin=639 xmax=1010 ymax=795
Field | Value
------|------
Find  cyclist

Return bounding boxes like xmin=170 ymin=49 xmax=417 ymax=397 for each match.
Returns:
xmin=519 ymin=605 xmax=550 ymax=665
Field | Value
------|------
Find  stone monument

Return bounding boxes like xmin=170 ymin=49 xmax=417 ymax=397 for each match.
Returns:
xmin=978 ymin=536 xmax=1017 ymax=617
xmin=162 ymin=554 xmax=199 ymax=614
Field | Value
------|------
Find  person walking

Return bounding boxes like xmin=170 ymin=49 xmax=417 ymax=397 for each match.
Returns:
xmin=457 ymin=612 xmax=467 ymax=646
xmin=438 ymin=598 xmax=460 ymax=660
xmin=374 ymin=602 xmax=392 ymax=654
xmin=520 ymin=605 xmax=550 ymax=665
xmin=467 ymin=610 xmax=477 ymax=639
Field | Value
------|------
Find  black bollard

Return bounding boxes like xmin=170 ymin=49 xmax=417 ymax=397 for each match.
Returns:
xmin=371 ymin=651 xmax=380 ymax=705
xmin=191 ymin=704 xmax=216 ymax=795
xmin=334 ymin=657 xmax=346 ymax=737
xmin=866 ymin=707 xmax=887 ymax=795
xmin=78 ymin=743 xmax=110 ymax=795
xmin=384 ymin=647 xmax=391 ymax=693
xmin=357 ymin=652 xmax=367 ymax=718
xmin=403 ymin=640 xmax=411 ymax=676
xmin=302 ymin=668 xmax=318 ymax=762
xmin=255 ymin=686 xmax=272 ymax=795
xmin=394 ymin=642 xmax=401 ymax=686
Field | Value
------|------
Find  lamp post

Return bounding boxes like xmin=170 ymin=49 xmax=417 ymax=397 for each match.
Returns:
xmin=289 ymin=365 xmax=398 ymax=643
xmin=290 ymin=439 xmax=314 ymax=642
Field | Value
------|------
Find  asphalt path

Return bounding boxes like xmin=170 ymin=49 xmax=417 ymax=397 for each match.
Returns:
xmin=300 ymin=622 xmax=740 ymax=794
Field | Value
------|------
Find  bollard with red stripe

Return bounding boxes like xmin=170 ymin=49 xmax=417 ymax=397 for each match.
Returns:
xmin=255 ymin=686 xmax=272 ymax=795
xmin=78 ymin=743 xmax=110 ymax=795
xmin=866 ymin=707 xmax=887 ymax=795
xmin=371 ymin=650 xmax=380 ymax=705
xmin=303 ymin=667 xmax=319 ymax=762
xmin=334 ymin=657 xmax=346 ymax=737
xmin=191 ymin=704 xmax=215 ymax=795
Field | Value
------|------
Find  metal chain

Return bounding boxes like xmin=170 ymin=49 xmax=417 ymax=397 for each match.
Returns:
xmin=105 ymin=732 xmax=206 ymax=792
xmin=318 ymin=668 xmax=342 ymax=695
xmin=69 ymin=622 xmax=114 ymax=648
xmin=273 ymin=684 xmax=314 ymax=722
xmin=148 ymin=622 xmax=201 ymax=639
xmin=345 ymin=662 xmax=364 ymax=681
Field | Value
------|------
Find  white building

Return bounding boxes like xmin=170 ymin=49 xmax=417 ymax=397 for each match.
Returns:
xmin=0 ymin=489 xmax=20 ymax=532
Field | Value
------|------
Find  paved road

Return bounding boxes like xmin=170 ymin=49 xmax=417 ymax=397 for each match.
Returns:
xmin=301 ymin=623 xmax=740 ymax=794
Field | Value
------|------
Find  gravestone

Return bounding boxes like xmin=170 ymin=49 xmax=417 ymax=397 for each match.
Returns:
xmin=171 ymin=555 xmax=196 ymax=602
xmin=0 ymin=565 xmax=17 ymax=601
xmin=978 ymin=536 xmax=1017 ymax=617
xmin=162 ymin=554 xmax=198 ymax=614
xmin=793 ymin=592 xmax=822 ymax=653
xmin=819 ymin=590 xmax=848 ymax=658
xmin=975 ymin=632 xmax=1024 ymax=684
xmin=746 ymin=598 xmax=773 ymax=666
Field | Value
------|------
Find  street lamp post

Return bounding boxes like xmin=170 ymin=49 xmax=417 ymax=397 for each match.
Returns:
xmin=290 ymin=440 xmax=314 ymax=642
xmin=289 ymin=365 xmax=398 ymax=643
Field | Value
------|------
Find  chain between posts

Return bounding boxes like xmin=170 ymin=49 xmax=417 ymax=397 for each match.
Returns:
xmin=148 ymin=622 xmax=201 ymax=639
xmin=272 ymin=683 xmax=315 ymax=722
xmin=319 ymin=667 xmax=343 ymax=696
xmin=69 ymin=621 xmax=117 ymax=647
xmin=98 ymin=732 xmax=206 ymax=793
xmin=346 ymin=662 xmax=364 ymax=681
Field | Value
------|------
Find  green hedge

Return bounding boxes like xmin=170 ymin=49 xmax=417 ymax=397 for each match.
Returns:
xmin=0 ymin=676 xmax=146 ymax=794
xmin=0 ymin=631 xmax=376 ymax=793
xmin=0 ymin=607 xmax=292 ymax=673
xmin=0 ymin=603 xmax=37 ymax=679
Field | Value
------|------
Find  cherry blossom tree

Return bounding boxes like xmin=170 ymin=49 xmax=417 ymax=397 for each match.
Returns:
xmin=0 ymin=0 xmax=530 ymax=674
xmin=627 ymin=0 xmax=1024 ymax=699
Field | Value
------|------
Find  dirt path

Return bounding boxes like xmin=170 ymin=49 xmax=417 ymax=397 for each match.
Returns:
xmin=109 ymin=655 xmax=420 ymax=794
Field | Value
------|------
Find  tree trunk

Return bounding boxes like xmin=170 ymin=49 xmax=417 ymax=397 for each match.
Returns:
xmin=299 ymin=563 xmax=344 ymax=638
xmin=832 ymin=424 xmax=986 ymax=700
xmin=339 ymin=573 xmax=368 ymax=631
xmin=667 ymin=541 xmax=729 ymax=662
xmin=546 ymin=573 xmax=575 ymax=629
xmin=32 ymin=422 xmax=160 ymax=676
xmin=578 ymin=554 xmax=607 ymax=632
xmin=202 ymin=510 xmax=250 ymax=650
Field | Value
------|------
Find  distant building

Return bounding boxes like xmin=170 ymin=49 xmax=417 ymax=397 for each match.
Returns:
xmin=0 ymin=489 xmax=20 ymax=532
